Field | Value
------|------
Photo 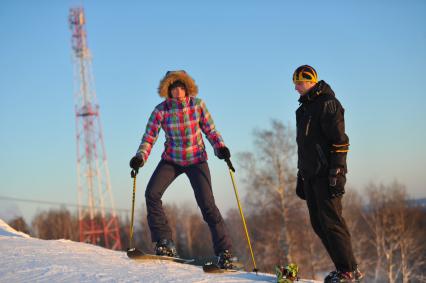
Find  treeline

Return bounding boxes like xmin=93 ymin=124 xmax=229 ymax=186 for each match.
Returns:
xmin=8 ymin=121 xmax=426 ymax=282
xmin=8 ymin=178 xmax=425 ymax=282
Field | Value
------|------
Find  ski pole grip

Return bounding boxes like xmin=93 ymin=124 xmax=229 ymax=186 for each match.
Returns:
xmin=131 ymin=168 xmax=138 ymax=178
xmin=225 ymin=158 xmax=235 ymax=172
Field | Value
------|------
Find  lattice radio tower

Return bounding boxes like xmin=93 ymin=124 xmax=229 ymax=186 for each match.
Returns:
xmin=68 ymin=7 xmax=122 ymax=250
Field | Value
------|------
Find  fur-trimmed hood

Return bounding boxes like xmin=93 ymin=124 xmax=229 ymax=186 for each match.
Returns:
xmin=158 ymin=70 xmax=198 ymax=98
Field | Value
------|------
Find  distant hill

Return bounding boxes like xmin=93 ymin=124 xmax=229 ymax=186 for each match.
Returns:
xmin=407 ymin=198 xmax=426 ymax=209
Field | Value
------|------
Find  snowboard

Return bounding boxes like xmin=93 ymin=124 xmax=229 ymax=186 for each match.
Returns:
xmin=127 ymin=248 xmax=194 ymax=264
xmin=202 ymin=261 xmax=243 ymax=273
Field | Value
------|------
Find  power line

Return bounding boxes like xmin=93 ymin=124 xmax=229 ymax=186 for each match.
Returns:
xmin=0 ymin=195 xmax=139 ymax=213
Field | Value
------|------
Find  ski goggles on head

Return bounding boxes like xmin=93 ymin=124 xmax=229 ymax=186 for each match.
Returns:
xmin=165 ymin=70 xmax=186 ymax=76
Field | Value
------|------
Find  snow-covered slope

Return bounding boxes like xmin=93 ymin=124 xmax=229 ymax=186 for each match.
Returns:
xmin=0 ymin=218 xmax=319 ymax=282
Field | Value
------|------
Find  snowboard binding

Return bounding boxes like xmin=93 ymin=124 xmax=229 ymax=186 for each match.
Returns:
xmin=275 ymin=263 xmax=299 ymax=283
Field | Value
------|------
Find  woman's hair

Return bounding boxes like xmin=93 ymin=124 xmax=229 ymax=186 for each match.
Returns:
xmin=158 ymin=70 xmax=198 ymax=98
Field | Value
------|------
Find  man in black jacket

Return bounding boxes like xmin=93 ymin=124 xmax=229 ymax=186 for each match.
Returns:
xmin=293 ymin=65 xmax=363 ymax=282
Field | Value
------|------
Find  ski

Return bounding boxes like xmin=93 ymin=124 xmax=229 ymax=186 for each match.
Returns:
xmin=127 ymin=248 xmax=194 ymax=264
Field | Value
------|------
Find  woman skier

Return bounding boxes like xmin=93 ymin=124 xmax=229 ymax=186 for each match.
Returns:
xmin=129 ymin=70 xmax=234 ymax=269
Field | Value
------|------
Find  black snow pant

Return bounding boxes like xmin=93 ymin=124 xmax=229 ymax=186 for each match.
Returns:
xmin=302 ymin=175 xmax=357 ymax=272
xmin=145 ymin=159 xmax=231 ymax=255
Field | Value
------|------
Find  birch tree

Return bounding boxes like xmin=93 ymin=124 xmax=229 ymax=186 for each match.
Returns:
xmin=237 ymin=120 xmax=297 ymax=265
xmin=363 ymin=182 xmax=426 ymax=282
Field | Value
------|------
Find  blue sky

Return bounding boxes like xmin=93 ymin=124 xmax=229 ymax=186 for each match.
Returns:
xmin=1 ymin=0 xmax=425 ymax=222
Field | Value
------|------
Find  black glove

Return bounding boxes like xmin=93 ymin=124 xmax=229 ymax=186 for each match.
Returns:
xmin=329 ymin=168 xmax=346 ymax=198
xmin=129 ymin=155 xmax=144 ymax=171
xmin=296 ymin=171 xmax=306 ymax=200
xmin=216 ymin=146 xmax=231 ymax=160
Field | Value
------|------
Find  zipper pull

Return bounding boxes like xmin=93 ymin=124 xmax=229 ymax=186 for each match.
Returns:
xmin=305 ymin=116 xmax=311 ymax=136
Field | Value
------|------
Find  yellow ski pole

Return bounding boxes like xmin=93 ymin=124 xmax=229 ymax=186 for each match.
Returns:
xmin=225 ymin=158 xmax=258 ymax=273
xmin=129 ymin=169 xmax=137 ymax=250
xmin=127 ymin=169 xmax=144 ymax=258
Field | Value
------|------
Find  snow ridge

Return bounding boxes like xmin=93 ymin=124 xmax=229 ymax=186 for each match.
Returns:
xmin=0 ymin=218 xmax=319 ymax=282
xmin=0 ymin=218 xmax=30 ymax=238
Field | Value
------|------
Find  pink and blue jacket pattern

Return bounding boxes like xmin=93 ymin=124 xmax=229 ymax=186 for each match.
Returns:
xmin=136 ymin=97 xmax=225 ymax=166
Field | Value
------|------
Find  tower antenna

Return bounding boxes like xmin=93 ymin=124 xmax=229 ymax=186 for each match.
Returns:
xmin=69 ymin=7 xmax=122 ymax=250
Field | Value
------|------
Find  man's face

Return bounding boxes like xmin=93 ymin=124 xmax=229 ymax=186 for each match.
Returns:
xmin=294 ymin=81 xmax=316 ymax=96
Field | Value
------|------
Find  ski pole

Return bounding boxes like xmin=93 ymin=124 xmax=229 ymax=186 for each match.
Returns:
xmin=225 ymin=158 xmax=258 ymax=273
xmin=127 ymin=169 xmax=144 ymax=258
xmin=129 ymin=169 xmax=138 ymax=250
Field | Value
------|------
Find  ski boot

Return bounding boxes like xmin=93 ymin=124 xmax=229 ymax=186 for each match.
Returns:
xmin=203 ymin=250 xmax=244 ymax=273
xmin=217 ymin=250 xmax=234 ymax=269
xmin=203 ymin=250 xmax=242 ymax=273
xmin=275 ymin=263 xmax=299 ymax=283
xmin=155 ymin=239 xmax=178 ymax=258
xmin=324 ymin=266 xmax=364 ymax=283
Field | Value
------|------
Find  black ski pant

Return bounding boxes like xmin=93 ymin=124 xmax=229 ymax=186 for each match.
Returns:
xmin=302 ymin=175 xmax=357 ymax=272
xmin=145 ymin=159 xmax=231 ymax=255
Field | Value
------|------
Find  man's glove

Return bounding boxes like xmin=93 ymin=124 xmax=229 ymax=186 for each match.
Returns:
xmin=129 ymin=155 xmax=144 ymax=171
xmin=216 ymin=146 xmax=231 ymax=160
xmin=296 ymin=171 xmax=306 ymax=200
xmin=329 ymin=168 xmax=346 ymax=198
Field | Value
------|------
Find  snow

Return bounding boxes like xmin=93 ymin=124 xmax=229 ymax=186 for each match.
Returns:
xmin=0 ymin=219 xmax=320 ymax=282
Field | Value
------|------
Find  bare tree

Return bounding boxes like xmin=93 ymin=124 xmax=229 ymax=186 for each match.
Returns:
xmin=237 ymin=120 xmax=297 ymax=265
xmin=181 ymin=206 xmax=212 ymax=258
xmin=136 ymin=203 xmax=155 ymax=253
xmin=226 ymin=208 xmax=249 ymax=265
xmin=31 ymin=207 xmax=79 ymax=241
xmin=396 ymin=198 xmax=426 ymax=282
xmin=363 ymin=182 xmax=426 ymax=282
xmin=341 ymin=189 xmax=373 ymax=278
xmin=364 ymin=183 xmax=401 ymax=282
xmin=8 ymin=216 xmax=30 ymax=235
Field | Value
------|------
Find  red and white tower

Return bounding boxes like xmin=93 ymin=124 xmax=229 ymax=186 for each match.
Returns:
xmin=69 ymin=7 xmax=122 ymax=250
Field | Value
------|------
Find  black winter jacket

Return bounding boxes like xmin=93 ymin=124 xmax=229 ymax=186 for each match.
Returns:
xmin=296 ymin=80 xmax=349 ymax=178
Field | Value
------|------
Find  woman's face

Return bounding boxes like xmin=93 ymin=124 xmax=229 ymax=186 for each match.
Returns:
xmin=170 ymin=86 xmax=187 ymax=100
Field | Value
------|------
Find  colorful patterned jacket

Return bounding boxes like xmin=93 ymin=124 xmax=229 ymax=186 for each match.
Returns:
xmin=136 ymin=97 xmax=225 ymax=166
